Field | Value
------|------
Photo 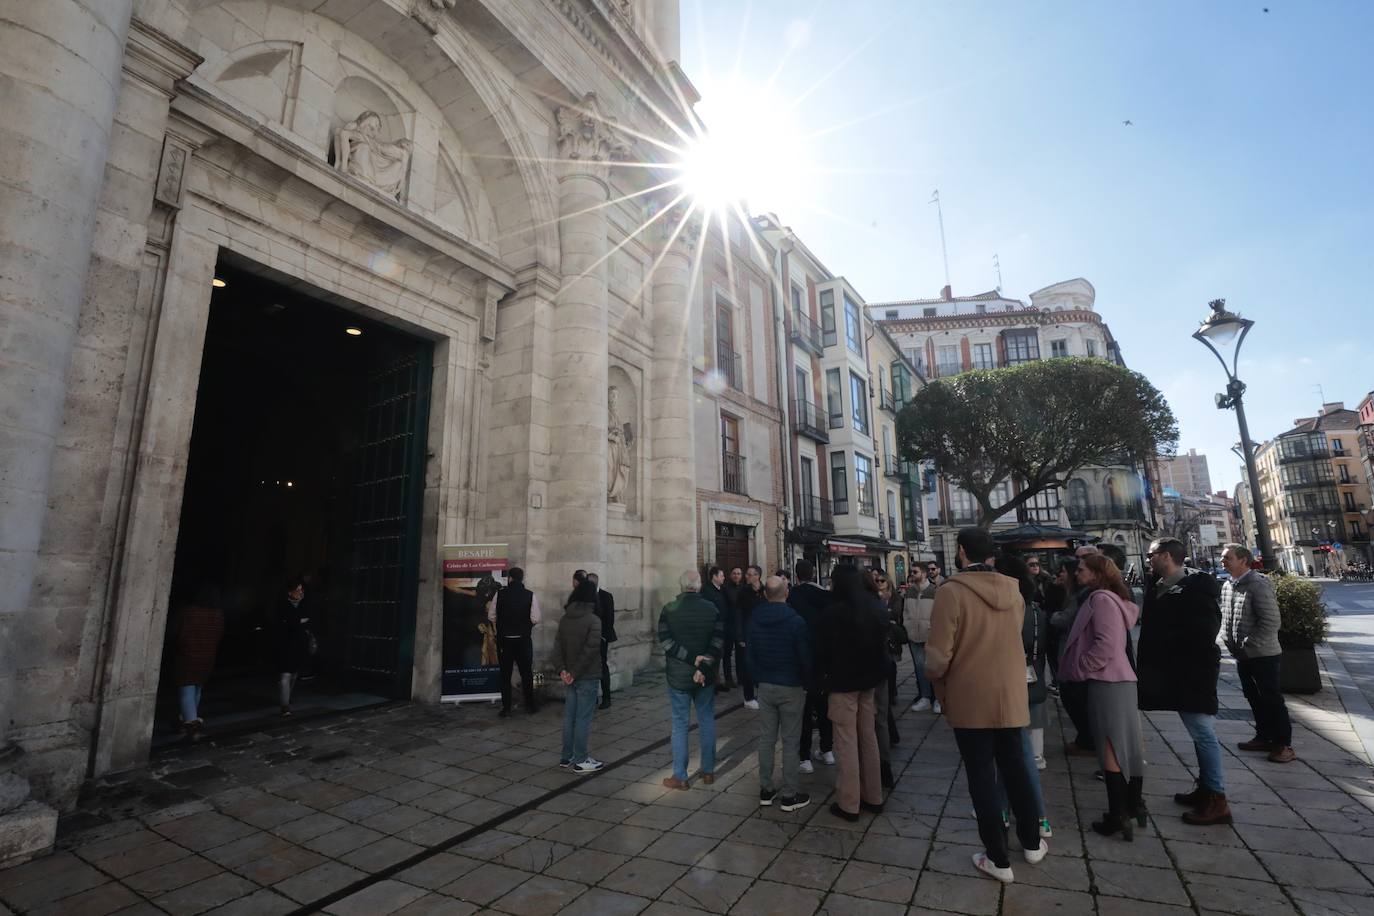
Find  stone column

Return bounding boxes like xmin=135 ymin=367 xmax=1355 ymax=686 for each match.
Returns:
xmin=545 ymin=95 xmax=626 ymax=594
xmin=0 ymin=0 xmax=134 ymax=848
xmin=648 ymin=201 xmax=702 ymax=617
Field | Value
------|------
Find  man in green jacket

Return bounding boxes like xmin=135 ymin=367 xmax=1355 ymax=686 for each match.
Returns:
xmin=658 ymin=569 xmax=726 ymax=789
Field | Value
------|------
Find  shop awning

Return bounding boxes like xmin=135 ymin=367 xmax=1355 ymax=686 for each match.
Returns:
xmin=826 ymin=539 xmax=872 ymax=556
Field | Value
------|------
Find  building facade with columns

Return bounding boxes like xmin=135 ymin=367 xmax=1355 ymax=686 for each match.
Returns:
xmin=0 ymin=0 xmax=704 ymax=842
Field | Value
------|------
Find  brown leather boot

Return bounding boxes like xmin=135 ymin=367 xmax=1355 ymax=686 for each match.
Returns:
xmin=1182 ymin=791 xmax=1233 ymax=826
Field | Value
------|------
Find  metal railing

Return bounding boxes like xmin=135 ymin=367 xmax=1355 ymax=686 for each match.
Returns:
xmin=790 ymin=309 xmax=824 ymax=353
xmin=716 ymin=343 xmax=742 ymax=391
xmin=797 ymin=496 xmax=835 ymax=532
xmin=884 ymin=454 xmax=902 ymax=478
xmin=791 ymin=399 xmax=829 ymax=442
xmin=879 ymin=388 xmax=896 ymax=413
xmin=722 ymin=451 xmax=747 ymax=495
xmin=858 ymin=493 xmax=877 ymax=518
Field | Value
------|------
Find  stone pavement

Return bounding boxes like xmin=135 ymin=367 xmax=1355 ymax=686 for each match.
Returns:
xmin=3 ymin=658 xmax=1374 ymax=916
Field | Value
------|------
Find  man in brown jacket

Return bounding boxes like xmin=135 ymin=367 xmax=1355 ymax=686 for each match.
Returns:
xmin=927 ymin=528 xmax=1047 ymax=883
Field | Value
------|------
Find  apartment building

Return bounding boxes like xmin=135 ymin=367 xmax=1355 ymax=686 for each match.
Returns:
xmin=693 ymin=212 xmax=785 ymax=574
xmin=872 ymin=279 xmax=1155 ymax=571
xmin=1159 ymin=449 xmax=1214 ymax=501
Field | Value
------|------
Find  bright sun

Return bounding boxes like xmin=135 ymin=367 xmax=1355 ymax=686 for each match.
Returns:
xmin=677 ymin=79 xmax=809 ymax=217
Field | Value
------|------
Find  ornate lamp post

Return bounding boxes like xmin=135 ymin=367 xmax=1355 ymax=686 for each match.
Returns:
xmin=1194 ymin=299 xmax=1276 ymax=569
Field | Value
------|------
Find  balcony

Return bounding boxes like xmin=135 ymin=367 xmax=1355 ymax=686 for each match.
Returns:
xmin=791 ymin=399 xmax=829 ymax=442
xmin=943 ymin=510 xmax=979 ymax=526
xmin=716 ymin=343 xmax=743 ymax=391
xmin=879 ymin=388 xmax=897 ymax=414
xmin=884 ymin=454 xmax=903 ymax=479
xmin=1280 ymin=476 xmax=1335 ymax=491
xmin=790 ymin=309 xmax=824 ymax=355
xmin=722 ymin=451 xmax=747 ymax=495
xmin=796 ymin=496 xmax=835 ymax=532
xmin=1286 ymin=500 xmax=1341 ymax=517
xmin=1065 ymin=503 xmax=1149 ymax=524
xmin=883 ymin=513 xmax=898 ymax=540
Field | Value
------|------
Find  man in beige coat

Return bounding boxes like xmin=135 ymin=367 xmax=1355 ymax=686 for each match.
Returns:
xmin=927 ymin=528 xmax=1047 ymax=883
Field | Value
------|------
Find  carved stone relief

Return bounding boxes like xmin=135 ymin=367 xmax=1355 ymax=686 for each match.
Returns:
xmin=334 ymin=111 xmax=412 ymax=200
xmin=607 ymin=382 xmax=633 ymax=505
xmin=555 ymin=93 xmax=632 ymax=168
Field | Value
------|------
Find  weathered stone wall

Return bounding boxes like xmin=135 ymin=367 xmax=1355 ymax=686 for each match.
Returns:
xmin=1 ymin=0 xmax=696 ymax=825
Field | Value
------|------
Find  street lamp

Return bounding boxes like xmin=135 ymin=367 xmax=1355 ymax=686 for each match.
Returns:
xmin=1194 ymin=299 xmax=1276 ymax=569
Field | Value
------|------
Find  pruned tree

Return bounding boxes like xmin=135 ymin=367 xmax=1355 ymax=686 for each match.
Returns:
xmin=896 ymin=358 xmax=1178 ymax=529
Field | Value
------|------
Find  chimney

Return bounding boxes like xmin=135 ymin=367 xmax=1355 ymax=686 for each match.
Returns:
xmin=940 ymin=285 xmax=952 ymax=301
xmin=1320 ymin=402 xmax=1345 ymax=416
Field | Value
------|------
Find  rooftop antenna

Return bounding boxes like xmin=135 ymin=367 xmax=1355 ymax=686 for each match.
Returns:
xmin=992 ymin=253 xmax=1003 ymax=292
xmin=1314 ymin=383 xmax=1325 ymax=405
xmin=930 ymin=190 xmax=951 ymax=289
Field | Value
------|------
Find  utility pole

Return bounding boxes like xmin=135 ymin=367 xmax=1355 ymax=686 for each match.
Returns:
xmin=931 ymin=190 xmax=951 ymax=290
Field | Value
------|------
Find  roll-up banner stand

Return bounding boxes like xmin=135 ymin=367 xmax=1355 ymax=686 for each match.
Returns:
xmin=441 ymin=543 xmax=508 ymax=703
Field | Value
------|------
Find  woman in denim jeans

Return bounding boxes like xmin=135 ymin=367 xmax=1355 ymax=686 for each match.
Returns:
xmin=552 ymin=580 xmax=606 ymax=773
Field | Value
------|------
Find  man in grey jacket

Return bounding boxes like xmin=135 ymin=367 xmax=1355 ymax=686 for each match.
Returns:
xmin=1220 ymin=545 xmax=1296 ymax=763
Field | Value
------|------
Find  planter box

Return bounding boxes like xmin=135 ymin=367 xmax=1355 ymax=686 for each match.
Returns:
xmin=1279 ymin=644 xmax=1322 ymax=694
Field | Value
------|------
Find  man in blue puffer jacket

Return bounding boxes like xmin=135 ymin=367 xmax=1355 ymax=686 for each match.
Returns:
xmin=747 ymin=575 xmax=813 ymax=812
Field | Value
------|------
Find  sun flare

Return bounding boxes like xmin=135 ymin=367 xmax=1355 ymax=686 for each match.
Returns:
xmin=676 ymin=79 xmax=810 ymax=217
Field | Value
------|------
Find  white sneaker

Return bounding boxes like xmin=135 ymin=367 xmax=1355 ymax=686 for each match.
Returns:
xmin=821 ymin=751 xmax=836 ymax=766
xmin=744 ymin=699 xmax=760 ymax=710
xmin=972 ymin=852 xmax=1014 ymax=883
xmin=573 ymin=758 xmax=604 ymax=773
xmin=932 ymin=700 xmax=942 ymax=715
xmin=1023 ymin=840 xmax=1048 ymax=865
xmin=1034 ymin=755 xmax=1047 ymax=771
xmin=910 ymin=698 xmax=931 ymax=712
xmin=799 ymin=759 xmax=815 ymax=774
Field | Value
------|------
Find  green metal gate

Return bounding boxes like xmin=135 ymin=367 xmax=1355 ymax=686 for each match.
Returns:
xmin=348 ymin=350 xmax=431 ymax=697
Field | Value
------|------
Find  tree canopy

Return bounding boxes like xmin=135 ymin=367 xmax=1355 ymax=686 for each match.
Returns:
xmin=895 ymin=358 xmax=1178 ymax=529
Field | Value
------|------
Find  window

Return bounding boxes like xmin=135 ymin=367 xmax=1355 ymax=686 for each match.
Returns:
xmin=903 ymin=348 xmax=926 ymax=375
xmin=1345 ymin=491 xmax=1357 ymax=510
xmin=799 ymin=456 xmax=814 ymax=504
xmin=1353 ymin=521 xmax=1365 ymax=540
xmin=1086 ymin=339 xmax=1098 ymax=357
xmin=972 ymin=342 xmax=994 ymax=370
xmin=1333 ymin=438 xmax=1344 ymax=451
xmin=885 ymin=309 xmax=898 ymax=320
xmin=1003 ymin=329 xmax=1040 ymax=365
xmin=849 ymin=371 xmax=869 ymax=435
xmin=721 ymin=414 xmax=744 ymax=495
xmin=831 ymin=452 xmax=849 ymax=514
xmin=855 ymin=453 xmax=876 ymax=516
xmin=936 ymin=344 xmax=959 ymax=377
xmin=923 ymin=307 xmax=937 ymax=317
xmin=947 ymin=486 xmax=977 ymax=524
xmin=887 ymin=490 xmax=899 ymax=538
xmin=791 ymin=285 xmax=804 ymax=314
xmin=1340 ymin=464 xmax=1352 ymax=483
xmin=820 ymin=289 xmax=836 ymax=347
xmin=716 ymin=301 xmax=740 ymax=389
xmin=844 ymin=296 xmax=863 ymax=354
xmin=882 ymin=426 xmax=892 ymax=462
xmin=826 ymin=368 xmax=844 ymax=428
xmin=795 ymin=366 xmax=810 ymax=404
xmin=976 ymin=303 xmax=987 ymax=314
xmin=1050 ymin=339 xmax=1068 ymax=358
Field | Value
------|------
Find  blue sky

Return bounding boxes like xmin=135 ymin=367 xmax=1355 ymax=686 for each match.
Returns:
xmin=680 ymin=0 xmax=1374 ymax=493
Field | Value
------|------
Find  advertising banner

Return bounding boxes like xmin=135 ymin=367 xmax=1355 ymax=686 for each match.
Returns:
xmin=441 ymin=544 xmax=509 ymax=702
xmin=1198 ymin=524 xmax=1220 ymax=547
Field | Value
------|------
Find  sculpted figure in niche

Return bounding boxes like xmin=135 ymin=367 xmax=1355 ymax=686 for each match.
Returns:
xmin=607 ymin=386 xmax=633 ymax=504
xmin=335 ymin=111 xmax=412 ymax=200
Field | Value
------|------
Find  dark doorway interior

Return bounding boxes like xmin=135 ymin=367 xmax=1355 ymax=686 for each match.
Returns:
xmin=157 ymin=259 xmax=432 ymax=746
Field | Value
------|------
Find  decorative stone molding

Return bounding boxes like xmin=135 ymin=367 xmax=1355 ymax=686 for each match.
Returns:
xmin=154 ymin=137 xmax=191 ymax=209
xmin=555 ymin=93 xmax=632 ymax=171
xmin=124 ymin=18 xmax=203 ymax=98
xmin=411 ymin=0 xmax=457 ymax=35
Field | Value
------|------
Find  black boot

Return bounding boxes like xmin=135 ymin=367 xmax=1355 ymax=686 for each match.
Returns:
xmin=1091 ymin=771 xmax=1134 ymax=841
xmin=1127 ymin=776 xmax=1147 ymax=828
xmin=880 ymin=761 xmax=894 ymax=789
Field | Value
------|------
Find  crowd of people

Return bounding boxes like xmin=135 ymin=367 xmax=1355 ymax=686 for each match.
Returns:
xmin=595 ymin=529 xmax=1298 ymax=886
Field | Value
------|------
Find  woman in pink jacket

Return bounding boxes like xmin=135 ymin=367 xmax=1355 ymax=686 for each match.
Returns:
xmin=1059 ymin=555 xmax=1144 ymax=841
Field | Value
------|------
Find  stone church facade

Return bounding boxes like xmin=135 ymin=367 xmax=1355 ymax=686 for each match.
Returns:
xmin=0 ymin=0 xmax=700 ymax=840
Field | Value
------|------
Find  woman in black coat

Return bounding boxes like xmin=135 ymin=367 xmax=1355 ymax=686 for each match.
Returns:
xmin=816 ymin=565 xmax=890 ymax=821
xmin=1136 ymin=572 xmax=1222 ymax=715
xmin=270 ymin=575 xmax=314 ymax=716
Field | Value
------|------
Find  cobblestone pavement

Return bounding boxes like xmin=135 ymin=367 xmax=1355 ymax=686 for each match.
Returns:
xmin=4 ymin=656 xmax=1374 ymax=916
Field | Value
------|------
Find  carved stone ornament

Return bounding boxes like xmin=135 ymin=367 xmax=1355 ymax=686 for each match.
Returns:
xmin=334 ymin=111 xmax=413 ymax=200
xmin=607 ymin=385 xmax=633 ymax=503
xmin=646 ymin=197 xmax=702 ymax=250
xmin=411 ymin=0 xmax=457 ymax=34
xmin=555 ymin=93 xmax=632 ymax=167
